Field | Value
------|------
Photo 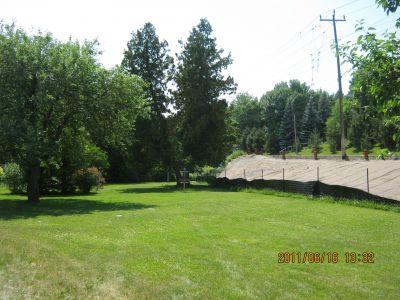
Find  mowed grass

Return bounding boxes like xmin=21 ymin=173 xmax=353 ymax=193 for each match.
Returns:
xmin=0 ymin=183 xmax=399 ymax=299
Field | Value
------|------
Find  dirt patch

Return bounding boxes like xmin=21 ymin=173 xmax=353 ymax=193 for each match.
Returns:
xmin=221 ymin=155 xmax=400 ymax=201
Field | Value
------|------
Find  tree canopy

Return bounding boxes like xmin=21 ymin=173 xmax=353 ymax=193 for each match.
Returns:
xmin=341 ymin=20 xmax=400 ymax=145
xmin=0 ymin=23 xmax=148 ymax=201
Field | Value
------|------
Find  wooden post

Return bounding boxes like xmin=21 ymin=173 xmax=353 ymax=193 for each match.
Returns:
xmin=183 ymin=168 xmax=186 ymax=190
xmin=244 ymin=169 xmax=246 ymax=179
xmin=317 ymin=167 xmax=319 ymax=182
xmin=262 ymin=169 xmax=264 ymax=180
xmin=167 ymin=172 xmax=170 ymax=182
xmin=224 ymin=169 xmax=227 ymax=178
xmin=282 ymin=168 xmax=285 ymax=191
xmin=366 ymin=168 xmax=369 ymax=193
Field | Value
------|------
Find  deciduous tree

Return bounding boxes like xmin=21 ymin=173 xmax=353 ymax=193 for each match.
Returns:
xmin=0 ymin=23 xmax=148 ymax=202
xmin=341 ymin=21 xmax=400 ymax=146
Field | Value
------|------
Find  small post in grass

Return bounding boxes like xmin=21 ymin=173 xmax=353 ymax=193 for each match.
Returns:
xmin=244 ymin=169 xmax=246 ymax=179
xmin=167 ymin=171 xmax=170 ymax=182
xmin=317 ymin=166 xmax=319 ymax=182
xmin=225 ymin=168 xmax=227 ymax=178
xmin=262 ymin=168 xmax=263 ymax=180
xmin=366 ymin=168 xmax=369 ymax=193
xmin=282 ymin=167 xmax=285 ymax=191
xmin=183 ymin=168 xmax=186 ymax=190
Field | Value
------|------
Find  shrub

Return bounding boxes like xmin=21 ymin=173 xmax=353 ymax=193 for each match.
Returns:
xmin=191 ymin=165 xmax=220 ymax=182
xmin=72 ymin=167 xmax=105 ymax=193
xmin=224 ymin=149 xmax=246 ymax=166
xmin=377 ymin=148 xmax=393 ymax=160
xmin=2 ymin=163 xmax=26 ymax=193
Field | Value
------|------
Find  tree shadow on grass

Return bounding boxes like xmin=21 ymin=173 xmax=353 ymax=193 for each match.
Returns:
xmin=120 ymin=185 xmax=178 ymax=194
xmin=0 ymin=198 xmax=156 ymax=220
xmin=119 ymin=183 xmax=232 ymax=194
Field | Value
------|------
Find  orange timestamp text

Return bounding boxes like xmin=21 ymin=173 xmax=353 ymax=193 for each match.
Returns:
xmin=277 ymin=251 xmax=375 ymax=264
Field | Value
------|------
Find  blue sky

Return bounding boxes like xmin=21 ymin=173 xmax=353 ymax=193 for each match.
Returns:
xmin=1 ymin=0 xmax=399 ymax=99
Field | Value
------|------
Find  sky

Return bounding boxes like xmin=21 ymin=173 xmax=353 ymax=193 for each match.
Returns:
xmin=1 ymin=0 xmax=399 ymax=99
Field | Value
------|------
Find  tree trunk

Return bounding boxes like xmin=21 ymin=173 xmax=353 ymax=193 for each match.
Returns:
xmin=27 ymin=159 xmax=40 ymax=203
xmin=61 ymin=157 xmax=71 ymax=194
xmin=174 ymin=167 xmax=181 ymax=186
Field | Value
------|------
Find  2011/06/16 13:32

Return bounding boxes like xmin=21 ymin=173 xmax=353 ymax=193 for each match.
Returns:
xmin=277 ymin=252 xmax=375 ymax=264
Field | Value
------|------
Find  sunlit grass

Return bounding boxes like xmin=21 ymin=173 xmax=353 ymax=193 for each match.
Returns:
xmin=1 ymin=183 xmax=399 ymax=299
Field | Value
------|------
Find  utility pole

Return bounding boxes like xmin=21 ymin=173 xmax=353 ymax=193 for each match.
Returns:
xmin=321 ymin=10 xmax=347 ymax=160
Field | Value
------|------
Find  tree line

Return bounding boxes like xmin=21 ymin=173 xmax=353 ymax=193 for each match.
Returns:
xmin=0 ymin=0 xmax=399 ymax=202
xmin=0 ymin=19 xmax=236 ymax=202
xmin=230 ymin=83 xmax=334 ymax=154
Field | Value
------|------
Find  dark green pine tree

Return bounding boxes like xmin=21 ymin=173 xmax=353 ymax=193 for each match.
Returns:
xmin=122 ymin=22 xmax=174 ymax=116
xmin=279 ymin=100 xmax=296 ymax=150
xmin=300 ymin=96 xmax=320 ymax=144
xmin=175 ymin=18 xmax=236 ymax=167
xmin=316 ymin=91 xmax=334 ymax=139
xmin=245 ymin=127 xmax=266 ymax=153
xmin=121 ymin=22 xmax=175 ymax=180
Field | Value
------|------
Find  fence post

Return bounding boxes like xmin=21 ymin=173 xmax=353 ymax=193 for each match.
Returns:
xmin=244 ymin=169 xmax=246 ymax=179
xmin=167 ymin=172 xmax=170 ymax=182
xmin=282 ymin=168 xmax=285 ymax=191
xmin=317 ymin=167 xmax=319 ymax=182
xmin=262 ymin=169 xmax=263 ymax=180
xmin=366 ymin=168 xmax=369 ymax=193
xmin=224 ymin=168 xmax=227 ymax=178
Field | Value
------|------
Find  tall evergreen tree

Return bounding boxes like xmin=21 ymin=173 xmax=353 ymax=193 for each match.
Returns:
xmin=279 ymin=99 xmax=296 ymax=150
xmin=300 ymin=96 xmax=320 ymax=144
xmin=121 ymin=22 xmax=175 ymax=180
xmin=174 ymin=18 xmax=236 ymax=167
xmin=317 ymin=91 xmax=334 ymax=138
xmin=122 ymin=22 xmax=173 ymax=115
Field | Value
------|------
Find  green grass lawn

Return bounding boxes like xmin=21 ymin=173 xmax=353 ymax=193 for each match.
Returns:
xmin=1 ymin=183 xmax=399 ymax=299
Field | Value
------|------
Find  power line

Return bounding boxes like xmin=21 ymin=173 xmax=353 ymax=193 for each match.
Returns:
xmin=270 ymin=18 xmax=320 ymax=58
xmin=345 ymin=3 xmax=376 ymax=16
xmin=267 ymin=0 xmax=395 ymax=95
xmin=332 ymin=0 xmax=364 ymax=11
xmin=271 ymin=25 xmax=327 ymax=67
xmin=270 ymin=2 xmax=376 ymax=66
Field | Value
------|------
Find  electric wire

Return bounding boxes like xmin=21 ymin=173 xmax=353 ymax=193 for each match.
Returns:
xmin=267 ymin=0 xmax=398 ymax=91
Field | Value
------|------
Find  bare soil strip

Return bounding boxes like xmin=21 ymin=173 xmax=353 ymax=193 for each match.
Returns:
xmin=222 ymin=155 xmax=400 ymax=201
